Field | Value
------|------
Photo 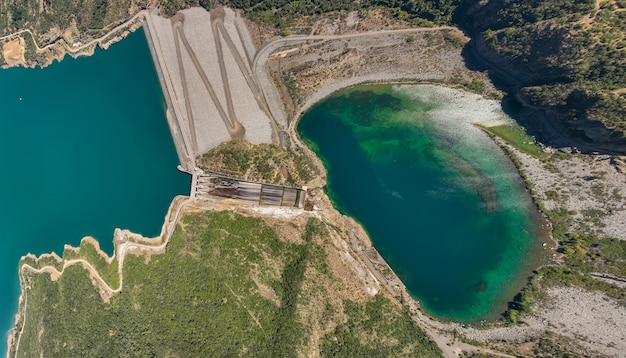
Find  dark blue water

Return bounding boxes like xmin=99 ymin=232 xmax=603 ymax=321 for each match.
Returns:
xmin=298 ymin=85 xmax=548 ymax=322
xmin=0 ymin=29 xmax=190 ymax=351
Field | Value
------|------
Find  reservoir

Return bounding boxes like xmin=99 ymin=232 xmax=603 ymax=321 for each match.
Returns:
xmin=0 ymin=29 xmax=190 ymax=351
xmin=298 ymin=84 xmax=549 ymax=322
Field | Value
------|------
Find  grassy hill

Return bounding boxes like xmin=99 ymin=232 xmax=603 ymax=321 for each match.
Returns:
xmin=11 ymin=210 xmax=441 ymax=357
xmin=197 ymin=139 xmax=317 ymax=186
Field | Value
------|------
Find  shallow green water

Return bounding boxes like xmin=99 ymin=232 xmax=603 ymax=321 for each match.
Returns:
xmin=298 ymin=85 xmax=548 ymax=322
xmin=0 ymin=30 xmax=189 ymax=351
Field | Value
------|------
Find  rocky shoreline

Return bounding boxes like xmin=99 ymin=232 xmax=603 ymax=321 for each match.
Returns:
xmin=3 ymin=7 xmax=625 ymax=357
xmin=292 ymin=85 xmax=626 ymax=358
xmin=268 ymin=11 xmax=626 ymax=356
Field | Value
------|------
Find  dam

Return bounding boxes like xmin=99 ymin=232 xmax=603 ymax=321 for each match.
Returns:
xmin=143 ymin=7 xmax=285 ymax=173
xmin=142 ymin=6 xmax=307 ymax=208
xmin=193 ymin=170 xmax=306 ymax=207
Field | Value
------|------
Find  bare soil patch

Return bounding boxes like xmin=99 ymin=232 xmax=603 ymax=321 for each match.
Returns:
xmin=2 ymin=37 xmax=26 ymax=66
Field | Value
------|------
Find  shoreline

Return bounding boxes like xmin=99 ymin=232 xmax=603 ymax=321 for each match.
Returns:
xmin=280 ymin=50 xmax=624 ymax=354
xmin=1 ymin=11 xmax=147 ymax=70
xmin=6 ymin=195 xmax=191 ymax=358
xmin=4 ymin=7 xmax=626 ymax=357
xmin=295 ymin=80 xmax=554 ymax=315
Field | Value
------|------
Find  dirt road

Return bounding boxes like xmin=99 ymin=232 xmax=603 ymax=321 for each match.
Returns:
xmin=171 ymin=13 xmax=245 ymax=142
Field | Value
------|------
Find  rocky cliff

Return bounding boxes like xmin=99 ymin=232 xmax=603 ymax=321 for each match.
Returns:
xmin=459 ymin=0 xmax=626 ymax=153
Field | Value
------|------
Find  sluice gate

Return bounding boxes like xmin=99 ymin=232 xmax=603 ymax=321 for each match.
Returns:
xmin=194 ymin=171 xmax=306 ymax=208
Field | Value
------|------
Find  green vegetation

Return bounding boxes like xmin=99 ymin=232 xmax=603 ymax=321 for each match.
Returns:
xmin=63 ymin=239 xmax=120 ymax=290
xmin=0 ymin=0 xmax=148 ymax=36
xmin=0 ymin=0 xmax=150 ymax=62
xmin=533 ymin=336 xmax=581 ymax=358
xmin=218 ymin=0 xmax=460 ymax=30
xmin=319 ymin=295 xmax=441 ymax=357
xmin=540 ymin=203 xmax=626 ymax=279
xmin=463 ymin=0 xmax=626 ymax=142
xmin=501 ymin=185 xmax=626 ymax=324
xmin=503 ymin=273 xmax=543 ymax=324
xmin=159 ymin=0 xmax=211 ymax=17
xmin=541 ymin=266 xmax=626 ymax=303
xmin=20 ymin=254 xmax=63 ymax=272
xmin=545 ymin=208 xmax=574 ymax=241
xmin=15 ymin=265 xmax=111 ymax=356
xmin=197 ymin=139 xmax=317 ymax=186
xmin=460 ymin=353 xmax=498 ymax=358
xmin=478 ymin=123 xmax=546 ymax=158
xmin=21 ymin=34 xmax=37 ymax=63
xmin=12 ymin=211 xmax=441 ymax=357
xmin=520 ymin=85 xmax=626 ymax=133
xmin=158 ymin=0 xmax=461 ymax=29
xmin=559 ymin=233 xmax=626 ymax=277
xmin=266 ymin=219 xmax=321 ymax=357
xmin=504 ymin=265 xmax=626 ymax=324
xmin=448 ymin=71 xmax=492 ymax=96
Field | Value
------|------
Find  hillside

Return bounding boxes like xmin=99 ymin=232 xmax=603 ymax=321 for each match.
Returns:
xmin=0 ymin=0 xmax=148 ymax=66
xmin=184 ymin=0 xmax=625 ymax=153
xmin=3 ymin=1 xmax=626 ymax=357
xmin=3 ymin=0 xmax=624 ymax=152
xmin=10 ymin=207 xmax=442 ymax=357
xmin=461 ymin=0 xmax=626 ymax=153
xmin=196 ymin=139 xmax=319 ymax=187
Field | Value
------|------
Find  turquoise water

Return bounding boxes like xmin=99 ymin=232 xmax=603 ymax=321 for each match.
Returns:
xmin=0 ymin=30 xmax=189 ymax=351
xmin=298 ymin=85 xmax=548 ymax=322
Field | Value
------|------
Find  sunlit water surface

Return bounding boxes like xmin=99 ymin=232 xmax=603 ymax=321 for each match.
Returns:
xmin=298 ymin=84 xmax=549 ymax=322
xmin=0 ymin=30 xmax=189 ymax=352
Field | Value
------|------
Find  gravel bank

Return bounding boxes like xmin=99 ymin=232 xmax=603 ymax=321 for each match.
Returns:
xmin=267 ymin=15 xmax=626 ymax=354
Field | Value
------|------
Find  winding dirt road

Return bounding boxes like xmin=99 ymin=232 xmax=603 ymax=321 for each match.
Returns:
xmin=250 ymin=25 xmax=468 ymax=131
xmin=171 ymin=12 xmax=245 ymax=141
xmin=252 ymin=26 xmax=465 ymax=78
xmin=0 ymin=10 xmax=148 ymax=55
xmin=211 ymin=9 xmax=280 ymax=142
xmin=12 ymin=196 xmax=190 ymax=358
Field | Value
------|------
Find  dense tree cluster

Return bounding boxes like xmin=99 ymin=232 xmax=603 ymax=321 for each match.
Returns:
xmin=230 ymin=0 xmax=460 ymax=27
xmin=158 ymin=0 xmax=461 ymax=26
xmin=12 ymin=212 xmax=441 ymax=357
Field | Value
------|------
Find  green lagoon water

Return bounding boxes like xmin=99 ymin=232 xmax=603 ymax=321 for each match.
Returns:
xmin=0 ymin=30 xmax=189 ymax=351
xmin=298 ymin=85 xmax=548 ymax=322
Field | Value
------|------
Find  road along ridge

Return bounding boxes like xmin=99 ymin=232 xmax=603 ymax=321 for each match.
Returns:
xmin=10 ymin=195 xmax=190 ymax=357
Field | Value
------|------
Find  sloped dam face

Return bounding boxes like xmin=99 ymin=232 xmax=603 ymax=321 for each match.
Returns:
xmin=298 ymin=84 xmax=550 ymax=322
